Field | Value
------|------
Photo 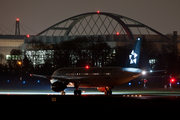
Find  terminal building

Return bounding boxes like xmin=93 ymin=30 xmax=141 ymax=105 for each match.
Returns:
xmin=0 ymin=12 xmax=179 ymax=67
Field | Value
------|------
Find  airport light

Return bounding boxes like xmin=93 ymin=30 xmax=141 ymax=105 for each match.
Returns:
xmin=170 ymin=78 xmax=175 ymax=88
xmin=116 ymin=32 xmax=120 ymax=35
xmin=18 ymin=61 xmax=22 ymax=65
xmin=26 ymin=35 xmax=30 ymax=38
xmin=143 ymin=79 xmax=147 ymax=88
xmin=85 ymin=65 xmax=89 ymax=69
xmin=97 ymin=11 xmax=100 ymax=14
xmin=170 ymin=78 xmax=175 ymax=83
xmin=16 ymin=18 xmax=19 ymax=21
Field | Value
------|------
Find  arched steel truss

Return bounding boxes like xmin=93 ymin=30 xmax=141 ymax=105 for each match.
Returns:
xmin=36 ymin=12 xmax=170 ymax=40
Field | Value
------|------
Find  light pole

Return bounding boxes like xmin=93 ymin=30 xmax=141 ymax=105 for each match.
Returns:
xmin=170 ymin=78 xmax=175 ymax=88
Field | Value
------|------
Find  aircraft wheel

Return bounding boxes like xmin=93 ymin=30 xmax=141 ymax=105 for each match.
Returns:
xmin=78 ymin=90 xmax=81 ymax=95
xmin=74 ymin=90 xmax=81 ymax=95
xmin=109 ymin=90 xmax=112 ymax=95
xmin=74 ymin=90 xmax=77 ymax=95
xmin=104 ymin=89 xmax=112 ymax=95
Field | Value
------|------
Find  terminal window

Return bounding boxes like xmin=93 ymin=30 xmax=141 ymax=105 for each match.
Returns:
xmin=6 ymin=55 xmax=22 ymax=60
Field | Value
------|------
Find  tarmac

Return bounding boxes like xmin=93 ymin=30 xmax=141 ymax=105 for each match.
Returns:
xmin=1 ymin=78 xmax=180 ymax=108
xmin=1 ymin=89 xmax=180 ymax=108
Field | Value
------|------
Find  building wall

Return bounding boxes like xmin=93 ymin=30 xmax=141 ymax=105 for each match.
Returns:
xmin=0 ymin=39 xmax=24 ymax=55
xmin=0 ymin=35 xmax=25 ymax=63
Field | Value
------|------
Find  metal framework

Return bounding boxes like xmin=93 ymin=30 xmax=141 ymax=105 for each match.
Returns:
xmin=15 ymin=19 xmax=20 ymax=35
xmin=36 ymin=12 xmax=170 ymax=40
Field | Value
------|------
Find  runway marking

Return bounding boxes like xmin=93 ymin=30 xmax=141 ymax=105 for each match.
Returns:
xmin=123 ymin=94 xmax=142 ymax=97
xmin=51 ymin=97 xmax=56 ymax=102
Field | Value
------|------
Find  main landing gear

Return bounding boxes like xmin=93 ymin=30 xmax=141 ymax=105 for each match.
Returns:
xmin=60 ymin=89 xmax=81 ymax=95
xmin=104 ymin=87 xmax=112 ymax=95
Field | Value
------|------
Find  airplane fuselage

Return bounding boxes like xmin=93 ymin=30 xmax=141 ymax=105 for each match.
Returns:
xmin=50 ymin=67 xmax=142 ymax=88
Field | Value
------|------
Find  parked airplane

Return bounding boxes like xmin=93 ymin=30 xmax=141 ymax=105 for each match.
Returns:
xmin=32 ymin=37 xmax=146 ymax=95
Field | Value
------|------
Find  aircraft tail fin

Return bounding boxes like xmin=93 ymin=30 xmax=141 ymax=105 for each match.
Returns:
xmin=125 ymin=37 xmax=142 ymax=68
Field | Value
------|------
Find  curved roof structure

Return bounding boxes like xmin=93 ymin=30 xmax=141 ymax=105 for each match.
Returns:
xmin=36 ymin=12 xmax=170 ymax=40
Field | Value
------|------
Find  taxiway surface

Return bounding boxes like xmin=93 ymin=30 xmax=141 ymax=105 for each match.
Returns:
xmin=1 ymin=89 xmax=180 ymax=108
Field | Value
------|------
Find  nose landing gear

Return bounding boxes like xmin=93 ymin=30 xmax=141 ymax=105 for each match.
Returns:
xmin=74 ymin=83 xmax=82 ymax=95
xmin=74 ymin=90 xmax=81 ymax=95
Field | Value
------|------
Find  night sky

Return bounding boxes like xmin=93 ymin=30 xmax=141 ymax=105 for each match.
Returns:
xmin=0 ymin=0 xmax=179 ymax=35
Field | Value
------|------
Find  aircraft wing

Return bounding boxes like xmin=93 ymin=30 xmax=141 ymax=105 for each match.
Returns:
xmin=30 ymin=74 xmax=51 ymax=79
xmin=31 ymin=74 xmax=89 ymax=84
xmin=149 ymin=70 xmax=166 ymax=73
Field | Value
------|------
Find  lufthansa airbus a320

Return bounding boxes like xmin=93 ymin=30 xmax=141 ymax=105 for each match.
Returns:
xmin=32 ymin=37 xmax=146 ymax=95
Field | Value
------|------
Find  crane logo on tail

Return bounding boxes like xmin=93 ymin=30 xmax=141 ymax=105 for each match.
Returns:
xmin=129 ymin=50 xmax=138 ymax=64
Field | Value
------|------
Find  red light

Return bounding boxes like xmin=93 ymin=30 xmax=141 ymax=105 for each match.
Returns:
xmin=26 ymin=35 xmax=30 ymax=38
xmin=171 ymin=78 xmax=175 ymax=83
xmin=116 ymin=32 xmax=120 ymax=35
xmin=85 ymin=65 xmax=89 ymax=69
xmin=97 ymin=11 xmax=100 ymax=14
xmin=16 ymin=18 xmax=19 ymax=21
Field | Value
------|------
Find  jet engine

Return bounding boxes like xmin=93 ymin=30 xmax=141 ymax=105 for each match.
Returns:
xmin=51 ymin=82 xmax=67 ymax=92
xmin=97 ymin=87 xmax=106 ymax=92
xmin=97 ymin=87 xmax=113 ymax=95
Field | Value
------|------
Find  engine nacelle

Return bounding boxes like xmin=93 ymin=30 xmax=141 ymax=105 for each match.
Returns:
xmin=97 ymin=87 xmax=106 ymax=92
xmin=51 ymin=82 xmax=67 ymax=92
